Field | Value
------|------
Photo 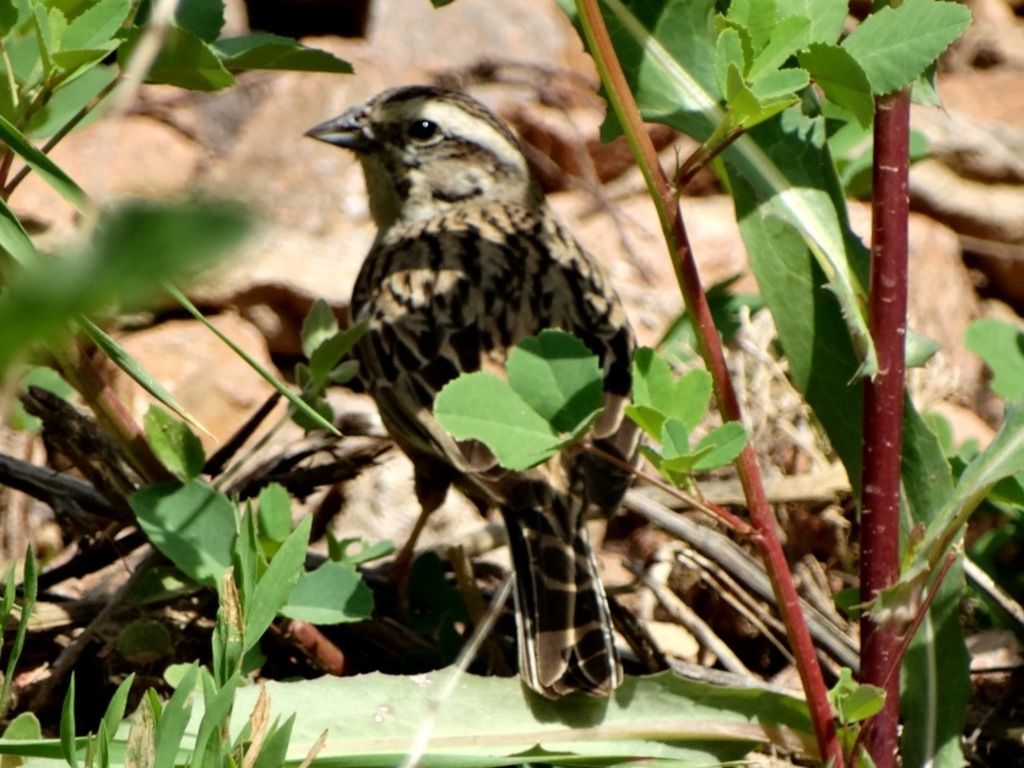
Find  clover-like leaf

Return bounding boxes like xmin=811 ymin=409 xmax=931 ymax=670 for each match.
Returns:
xmin=692 ymin=421 xmax=749 ymax=471
xmin=435 ymin=373 xmax=561 ymax=471
xmin=507 ymin=329 xmax=604 ymax=435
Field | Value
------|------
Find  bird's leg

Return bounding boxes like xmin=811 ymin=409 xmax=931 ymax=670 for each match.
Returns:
xmin=390 ymin=471 xmax=450 ymax=587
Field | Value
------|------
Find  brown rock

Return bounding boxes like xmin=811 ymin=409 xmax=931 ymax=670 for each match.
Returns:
xmin=105 ymin=313 xmax=283 ymax=450
xmin=940 ymin=70 xmax=1024 ymax=132
xmin=910 ymin=159 xmax=1024 ymax=244
xmin=10 ymin=115 xmax=201 ymax=233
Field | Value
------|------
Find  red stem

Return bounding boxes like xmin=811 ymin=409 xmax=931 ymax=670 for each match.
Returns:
xmin=576 ymin=2 xmax=842 ymax=763
xmin=852 ymin=552 xmax=956 ymax=763
xmin=859 ymin=87 xmax=912 ymax=768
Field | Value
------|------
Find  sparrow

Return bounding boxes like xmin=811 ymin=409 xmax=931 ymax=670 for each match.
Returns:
xmin=307 ymin=85 xmax=638 ymax=698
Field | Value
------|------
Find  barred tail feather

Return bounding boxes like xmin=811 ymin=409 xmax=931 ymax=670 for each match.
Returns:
xmin=501 ymin=507 xmax=622 ymax=698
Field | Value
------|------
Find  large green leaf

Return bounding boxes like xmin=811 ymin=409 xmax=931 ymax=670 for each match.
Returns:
xmin=563 ymin=0 xmax=876 ymax=378
xmin=897 ymin=403 xmax=968 ymax=768
xmin=282 ymin=561 xmax=374 ymax=624
xmin=212 ymin=34 xmax=352 ymax=74
xmin=122 ymin=24 xmax=234 ymax=91
xmin=215 ymin=670 xmax=813 ymax=765
xmin=0 ymin=671 xmax=815 ymax=765
xmin=506 ymin=329 xmax=604 ymax=435
xmin=61 ymin=0 xmax=131 ymax=50
xmin=130 ymin=481 xmax=236 ymax=588
xmin=435 ymin=372 xmax=561 ymax=471
xmin=842 ymin=0 xmax=971 ymax=95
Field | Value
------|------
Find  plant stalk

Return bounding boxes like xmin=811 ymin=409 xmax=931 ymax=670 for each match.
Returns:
xmin=574 ymin=1 xmax=842 ymax=764
xmin=860 ymin=87 xmax=912 ymax=768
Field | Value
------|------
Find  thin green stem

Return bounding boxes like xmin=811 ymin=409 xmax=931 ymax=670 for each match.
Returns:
xmin=5 ymin=77 xmax=120 ymax=199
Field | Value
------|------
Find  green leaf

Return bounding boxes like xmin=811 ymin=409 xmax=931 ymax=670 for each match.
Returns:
xmin=212 ymin=34 xmax=352 ymax=74
xmin=799 ymin=44 xmax=874 ymax=128
xmin=62 ymin=0 xmax=130 ymax=49
xmin=27 ymin=64 xmax=117 ymax=138
xmin=33 ymin=4 xmax=66 ymax=76
xmin=747 ymin=15 xmax=810 ymax=81
xmin=506 ymin=329 xmax=604 ymax=434
xmin=776 ymin=0 xmax=846 ymax=45
xmin=692 ymin=421 xmax=749 ymax=471
xmin=251 ymin=714 xmax=295 ymax=768
xmin=122 ymin=25 xmax=234 ymax=91
xmin=829 ymin=667 xmax=885 ymax=725
xmin=1 ymin=549 xmax=35 ymax=719
xmin=725 ymin=0 xmax=776 ymax=52
xmin=842 ymin=0 xmax=971 ymax=95
xmin=209 ymin=669 xmax=812 ymax=765
xmin=328 ymin=536 xmax=394 ymax=566
xmin=0 ymin=112 xmax=88 ymax=211
xmin=567 ymin=0 xmax=877 ymax=378
xmin=244 ymin=516 xmax=312 ymax=649
xmin=966 ymin=318 xmax=1024 ymax=401
xmin=300 ymin=298 xmax=338 ymax=359
xmin=52 ymin=44 xmax=117 ymax=74
xmin=189 ymin=671 xmax=243 ymax=768
xmin=660 ymin=418 xmax=690 ymax=459
xmin=624 ymin=403 xmax=666 ymax=439
xmin=130 ymin=481 xmax=236 ymax=588
xmin=435 ymin=372 xmax=561 ymax=471
xmin=153 ymin=663 xmax=198 ymax=768
xmin=99 ymin=673 xmax=135 ymax=753
xmin=308 ymin=322 xmax=366 ymax=385
xmin=175 ymin=0 xmax=224 ymax=41
xmin=0 ymin=195 xmax=40 ymax=268
xmin=907 ymin=401 xmax=1024 ymax=579
xmin=80 ymin=318 xmax=211 ymax=438
xmin=143 ymin=406 xmax=205 ymax=480
xmin=1 ymin=711 xmax=42 ymax=740
xmin=750 ymin=67 xmax=808 ymax=101
xmin=59 ymin=673 xmax=78 ymax=768
xmin=730 ymin=120 xmax=866 ymax=482
xmin=282 ymin=561 xmax=374 ymax=624
xmin=0 ymin=200 xmax=248 ymax=373
xmin=0 ymin=0 xmax=18 ymax=36
xmin=715 ymin=27 xmax=746 ymax=94
xmin=257 ymin=483 xmax=292 ymax=544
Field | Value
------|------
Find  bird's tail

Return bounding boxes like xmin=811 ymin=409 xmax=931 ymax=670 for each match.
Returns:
xmin=501 ymin=506 xmax=622 ymax=698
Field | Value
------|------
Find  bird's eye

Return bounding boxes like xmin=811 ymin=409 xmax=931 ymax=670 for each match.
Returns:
xmin=407 ymin=119 xmax=439 ymax=142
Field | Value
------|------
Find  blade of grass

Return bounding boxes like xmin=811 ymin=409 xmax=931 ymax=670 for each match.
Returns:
xmin=79 ymin=317 xmax=213 ymax=439
xmin=164 ymin=283 xmax=339 ymax=436
xmin=0 ymin=113 xmax=89 ymax=213
xmin=0 ymin=550 xmax=36 ymax=720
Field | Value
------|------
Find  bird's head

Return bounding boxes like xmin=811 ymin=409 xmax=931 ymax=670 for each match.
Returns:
xmin=307 ymin=85 xmax=542 ymax=229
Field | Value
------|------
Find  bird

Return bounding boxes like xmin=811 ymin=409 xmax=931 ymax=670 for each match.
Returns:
xmin=307 ymin=85 xmax=639 ymax=698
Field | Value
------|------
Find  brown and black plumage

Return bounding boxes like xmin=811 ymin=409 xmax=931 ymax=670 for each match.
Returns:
xmin=307 ymin=85 xmax=638 ymax=698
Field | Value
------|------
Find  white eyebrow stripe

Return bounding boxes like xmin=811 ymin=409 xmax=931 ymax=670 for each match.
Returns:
xmin=416 ymin=100 xmax=525 ymax=171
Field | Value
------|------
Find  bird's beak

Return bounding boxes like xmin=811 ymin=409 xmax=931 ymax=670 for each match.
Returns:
xmin=305 ymin=106 xmax=375 ymax=152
